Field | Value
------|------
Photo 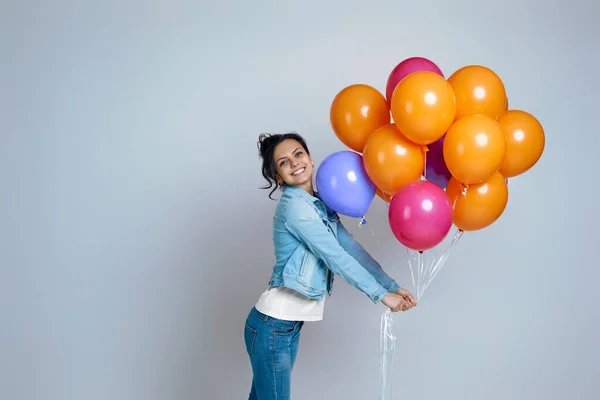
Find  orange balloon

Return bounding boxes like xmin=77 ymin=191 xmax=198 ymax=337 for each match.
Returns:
xmin=443 ymin=115 xmax=507 ymax=184
xmin=376 ymin=188 xmax=393 ymax=203
xmin=330 ymin=84 xmax=390 ymax=152
xmin=448 ymin=65 xmax=507 ymax=119
xmin=363 ymin=124 xmax=425 ymax=195
xmin=497 ymin=110 xmax=545 ymax=178
xmin=390 ymin=71 xmax=456 ymax=145
xmin=446 ymin=171 xmax=508 ymax=231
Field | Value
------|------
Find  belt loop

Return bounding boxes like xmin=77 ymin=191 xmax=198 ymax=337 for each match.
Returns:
xmin=252 ymin=307 xmax=270 ymax=323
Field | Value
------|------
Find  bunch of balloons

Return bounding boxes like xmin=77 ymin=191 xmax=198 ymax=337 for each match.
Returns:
xmin=316 ymin=56 xmax=545 ymax=252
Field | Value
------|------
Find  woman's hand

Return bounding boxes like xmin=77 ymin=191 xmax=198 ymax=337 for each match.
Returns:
xmin=382 ymin=289 xmax=417 ymax=312
xmin=396 ymin=287 xmax=417 ymax=309
xmin=382 ymin=292 xmax=409 ymax=312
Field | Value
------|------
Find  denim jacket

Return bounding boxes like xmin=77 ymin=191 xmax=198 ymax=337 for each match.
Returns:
xmin=267 ymin=184 xmax=400 ymax=304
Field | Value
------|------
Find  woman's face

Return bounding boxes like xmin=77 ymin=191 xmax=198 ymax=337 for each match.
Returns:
xmin=273 ymin=139 xmax=313 ymax=190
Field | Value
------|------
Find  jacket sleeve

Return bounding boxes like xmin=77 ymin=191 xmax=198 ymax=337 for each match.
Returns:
xmin=282 ymin=199 xmax=388 ymax=304
xmin=336 ymin=221 xmax=400 ymax=293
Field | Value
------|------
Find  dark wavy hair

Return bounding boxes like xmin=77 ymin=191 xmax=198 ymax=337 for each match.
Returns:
xmin=257 ymin=132 xmax=310 ymax=199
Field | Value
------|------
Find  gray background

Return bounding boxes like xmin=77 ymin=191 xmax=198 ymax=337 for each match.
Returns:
xmin=2 ymin=1 xmax=599 ymax=399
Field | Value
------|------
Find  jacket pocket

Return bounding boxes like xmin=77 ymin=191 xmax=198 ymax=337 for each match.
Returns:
xmin=244 ymin=324 xmax=257 ymax=355
xmin=298 ymin=248 xmax=315 ymax=277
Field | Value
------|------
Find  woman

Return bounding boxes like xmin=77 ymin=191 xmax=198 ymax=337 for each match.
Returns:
xmin=244 ymin=132 xmax=416 ymax=399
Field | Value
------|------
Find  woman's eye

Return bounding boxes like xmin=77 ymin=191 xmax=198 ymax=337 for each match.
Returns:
xmin=279 ymin=160 xmax=287 ymax=166
xmin=295 ymin=151 xmax=303 ymax=157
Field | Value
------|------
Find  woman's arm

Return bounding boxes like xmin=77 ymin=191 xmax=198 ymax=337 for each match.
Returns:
xmin=281 ymin=198 xmax=388 ymax=304
xmin=336 ymin=221 xmax=400 ymax=293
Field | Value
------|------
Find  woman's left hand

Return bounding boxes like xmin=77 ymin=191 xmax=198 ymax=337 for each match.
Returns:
xmin=396 ymin=287 xmax=417 ymax=310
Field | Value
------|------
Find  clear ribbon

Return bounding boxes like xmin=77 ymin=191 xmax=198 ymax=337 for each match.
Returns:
xmin=420 ymin=229 xmax=464 ymax=296
xmin=406 ymin=228 xmax=464 ymax=300
xmin=379 ymin=309 xmax=396 ymax=400
xmin=379 ymin=228 xmax=463 ymax=399
xmin=359 ymin=196 xmax=464 ymax=399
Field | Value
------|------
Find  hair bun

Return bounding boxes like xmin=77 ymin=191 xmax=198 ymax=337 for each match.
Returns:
xmin=257 ymin=133 xmax=275 ymax=159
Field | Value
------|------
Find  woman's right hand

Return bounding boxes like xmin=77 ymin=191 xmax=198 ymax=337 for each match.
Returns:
xmin=382 ymin=292 xmax=413 ymax=312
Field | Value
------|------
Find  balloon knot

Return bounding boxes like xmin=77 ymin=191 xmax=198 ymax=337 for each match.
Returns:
xmin=358 ymin=216 xmax=367 ymax=227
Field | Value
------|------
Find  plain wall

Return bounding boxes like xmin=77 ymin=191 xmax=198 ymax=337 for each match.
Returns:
xmin=2 ymin=1 xmax=599 ymax=399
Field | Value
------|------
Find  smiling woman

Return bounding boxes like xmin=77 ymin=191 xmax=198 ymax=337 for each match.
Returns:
xmin=244 ymin=132 xmax=416 ymax=399
xmin=273 ymin=140 xmax=314 ymax=193
xmin=257 ymin=133 xmax=314 ymax=198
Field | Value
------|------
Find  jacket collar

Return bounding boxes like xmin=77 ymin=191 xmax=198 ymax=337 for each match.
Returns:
xmin=282 ymin=184 xmax=339 ymax=222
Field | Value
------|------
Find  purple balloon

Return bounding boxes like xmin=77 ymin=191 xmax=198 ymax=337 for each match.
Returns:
xmin=316 ymin=151 xmax=375 ymax=218
xmin=385 ymin=57 xmax=444 ymax=103
xmin=425 ymin=135 xmax=452 ymax=189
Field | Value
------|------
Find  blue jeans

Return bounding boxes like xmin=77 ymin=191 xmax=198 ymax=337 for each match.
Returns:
xmin=244 ymin=307 xmax=304 ymax=400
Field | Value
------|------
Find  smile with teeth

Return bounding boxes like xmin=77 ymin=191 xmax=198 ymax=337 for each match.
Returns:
xmin=292 ymin=168 xmax=305 ymax=176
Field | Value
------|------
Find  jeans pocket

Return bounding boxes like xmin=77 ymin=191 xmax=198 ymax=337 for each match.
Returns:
xmin=244 ymin=324 xmax=257 ymax=355
xmin=274 ymin=320 xmax=298 ymax=336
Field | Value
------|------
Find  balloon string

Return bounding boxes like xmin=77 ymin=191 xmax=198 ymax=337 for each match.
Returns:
xmin=406 ymin=247 xmax=417 ymax=298
xmin=370 ymin=227 xmax=382 ymax=246
xmin=359 ymin=214 xmax=394 ymax=400
xmin=423 ymin=147 xmax=428 ymax=181
xmin=420 ymin=229 xmax=464 ymax=297
xmin=373 ymin=197 xmax=463 ymax=400
xmin=417 ymin=251 xmax=425 ymax=298
xmin=404 ymin=227 xmax=463 ymax=300
xmin=379 ymin=309 xmax=396 ymax=400
xmin=452 ymin=183 xmax=469 ymax=210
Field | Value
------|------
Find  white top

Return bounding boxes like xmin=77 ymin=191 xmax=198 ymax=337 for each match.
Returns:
xmin=255 ymin=286 xmax=326 ymax=322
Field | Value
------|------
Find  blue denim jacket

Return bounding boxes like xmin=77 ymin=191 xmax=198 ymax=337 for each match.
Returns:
xmin=267 ymin=184 xmax=400 ymax=304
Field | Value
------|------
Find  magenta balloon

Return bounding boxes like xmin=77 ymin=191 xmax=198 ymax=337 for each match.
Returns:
xmin=388 ymin=180 xmax=453 ymax=251
xmin=385 ymin=57 xmax=444 ymax=104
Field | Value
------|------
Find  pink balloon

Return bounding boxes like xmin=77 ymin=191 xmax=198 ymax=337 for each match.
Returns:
xmin=385 ymin=57 xmax=444 ymax=104
xmin=388 ymin=180 xmax=453 ymax=251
